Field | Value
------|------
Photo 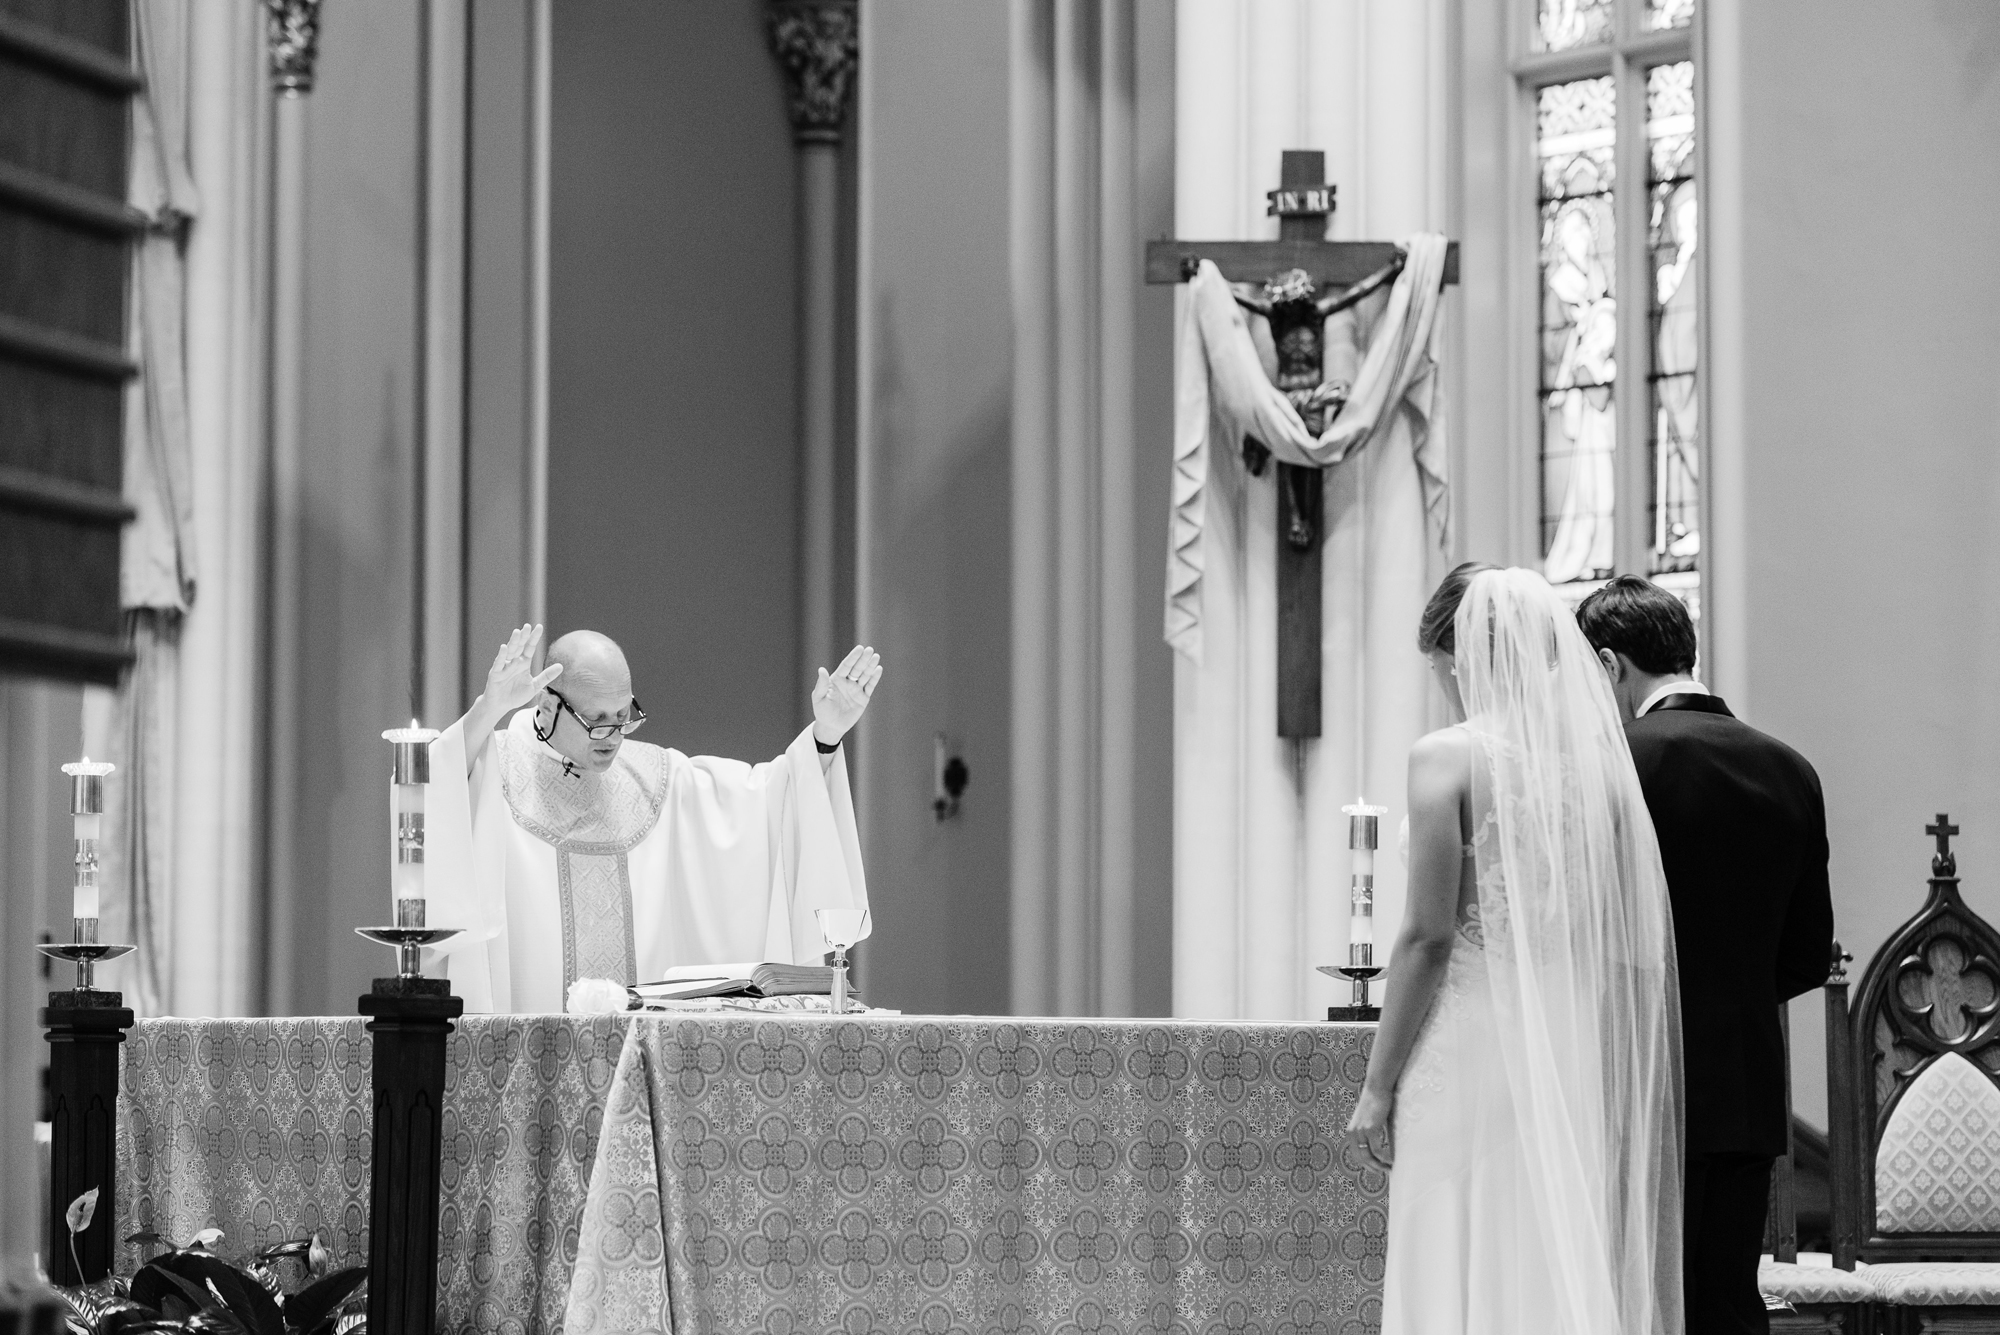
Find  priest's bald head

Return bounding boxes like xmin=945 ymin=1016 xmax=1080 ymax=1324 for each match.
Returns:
xmin=532 ymin=629 xmax=644 ymax=774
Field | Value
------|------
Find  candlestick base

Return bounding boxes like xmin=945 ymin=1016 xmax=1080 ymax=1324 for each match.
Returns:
xmin=1317 ymin=963 xmax=1383 ymax=1023
xmin=356 ymin=926 xmax=462 ymax=980
xmin=36 ymin=940 xmax=135 ymax=992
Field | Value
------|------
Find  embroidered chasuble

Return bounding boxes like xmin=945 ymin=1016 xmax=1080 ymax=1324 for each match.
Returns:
xmin=424 ymin=709 xmax=868 ymax=1013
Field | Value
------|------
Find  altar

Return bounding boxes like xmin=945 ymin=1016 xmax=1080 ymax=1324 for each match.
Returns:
xmin=118 ymin=1013 xmax=1386 ymax=1333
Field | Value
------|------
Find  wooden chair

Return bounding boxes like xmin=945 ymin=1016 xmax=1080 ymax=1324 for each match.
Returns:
xmin=1826 ymin=816 xmax=2000 ymax=1333
xmin=1761 ymin=944 xmax=1877 ymax=1333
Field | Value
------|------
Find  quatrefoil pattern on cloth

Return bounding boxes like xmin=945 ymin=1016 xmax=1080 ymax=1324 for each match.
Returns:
xmin=568 ymin=1019 xmax=1388 ymax=1334
xmin=121 ymin=1014 xmax=631 ymax=1335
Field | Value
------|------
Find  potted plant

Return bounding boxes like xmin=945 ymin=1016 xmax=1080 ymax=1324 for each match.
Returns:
xmin=57 ymin=1190 xmax=367 ymax=1335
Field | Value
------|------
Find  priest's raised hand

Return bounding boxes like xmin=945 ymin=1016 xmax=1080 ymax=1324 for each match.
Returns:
xmin=812 ymin=644 xmax=884 ymax=749
xmin=458 ymin=623 xmax=564 ymax=776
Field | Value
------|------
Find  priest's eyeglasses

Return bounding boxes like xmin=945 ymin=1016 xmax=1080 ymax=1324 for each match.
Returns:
xmin=539 ymin=690 xmax=647 ymax=742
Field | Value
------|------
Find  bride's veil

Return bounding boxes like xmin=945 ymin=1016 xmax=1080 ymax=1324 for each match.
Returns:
xmin=1456 ymin=568 xmax=1684 ymax=1335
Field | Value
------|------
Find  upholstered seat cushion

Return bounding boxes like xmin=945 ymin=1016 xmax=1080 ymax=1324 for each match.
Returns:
xmin=1759 ymin=1259 xmax=1877 ymax=1305
xmin=1867 ymin=1262 xmax=2000 ymax=1305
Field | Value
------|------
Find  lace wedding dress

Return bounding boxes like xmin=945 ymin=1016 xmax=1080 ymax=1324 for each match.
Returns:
xmin=1379 ymin=569 xmax=1686 ymax=1335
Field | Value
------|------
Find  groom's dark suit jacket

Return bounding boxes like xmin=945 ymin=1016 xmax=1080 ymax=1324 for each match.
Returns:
xmin=1625 ymin=694 xmax=1834 ymax=1156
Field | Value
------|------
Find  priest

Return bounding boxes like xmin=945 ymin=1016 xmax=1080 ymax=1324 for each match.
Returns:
xmin=424 ymin=624 xmax=882 ymax=1012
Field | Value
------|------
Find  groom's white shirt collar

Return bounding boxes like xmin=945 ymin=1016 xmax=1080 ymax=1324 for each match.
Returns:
xmin=1636 ymin=679 xmax=1709 ymax=718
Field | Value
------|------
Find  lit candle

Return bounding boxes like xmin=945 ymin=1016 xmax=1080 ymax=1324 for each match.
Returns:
xmin=382 ymin=722 xmax=440 ymax=926
xmin=61 ymin=758 xmax=114 ymax=925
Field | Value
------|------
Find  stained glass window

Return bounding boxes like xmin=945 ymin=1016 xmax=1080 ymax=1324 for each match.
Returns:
xmin=1537 ymin=76 xmax=1617 ymax=586
xmin=1646 ymin=62 xmax=1698 ymax=589
xmin=1646 ymin=0 xmax=1696 ymax=31
xmin=1536 ymin=0 xmax=1614 ymax=52
xmin=1522 ymin=2 xmax=1700 ymax=621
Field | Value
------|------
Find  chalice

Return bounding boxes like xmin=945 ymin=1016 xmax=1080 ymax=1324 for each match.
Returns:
xmin=816 ymin=907 xmax=872 ymax=1015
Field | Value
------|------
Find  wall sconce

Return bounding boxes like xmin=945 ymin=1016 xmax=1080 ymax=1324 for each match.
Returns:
xmin=933 ymin=732 xmax=968 ymax=820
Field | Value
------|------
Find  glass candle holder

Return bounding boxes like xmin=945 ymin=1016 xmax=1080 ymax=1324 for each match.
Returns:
xmin=1338 ymin=800 xmax=1388 ymax=1012
xmin=61 ymin=758 xmax=114 ymax=930
xmin=383 ymin=723 xmax=439 ymax=920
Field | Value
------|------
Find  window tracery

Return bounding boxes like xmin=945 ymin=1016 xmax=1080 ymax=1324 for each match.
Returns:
xmin=1522 ymin=0 xmax=1702 ymax=622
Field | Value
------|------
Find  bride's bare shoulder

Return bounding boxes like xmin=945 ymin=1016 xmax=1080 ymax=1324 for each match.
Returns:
xmin=1408 ymin=725 xmax=1472 ymax=791
xmin=1411 ymin=724 xmax=1471 ymax=760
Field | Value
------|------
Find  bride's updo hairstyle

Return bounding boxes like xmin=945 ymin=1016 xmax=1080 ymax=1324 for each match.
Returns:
xmin=1416 ymin=561 xmax=1502 ymax=656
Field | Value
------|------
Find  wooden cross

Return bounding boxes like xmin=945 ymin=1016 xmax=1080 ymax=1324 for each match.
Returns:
xmin=1930 ymin=813 xmax=1960 ymax=877
xmin=1147 ymin=151 xmax=1459 ymax=739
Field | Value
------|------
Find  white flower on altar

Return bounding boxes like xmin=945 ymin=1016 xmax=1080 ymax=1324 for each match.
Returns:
xmin=566 ymin=978 xmax=631 ymax=1015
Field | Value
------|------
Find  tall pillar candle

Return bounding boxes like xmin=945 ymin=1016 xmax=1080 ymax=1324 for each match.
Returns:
xmin=1342 ymin=801 xmax=1387 ymax=1009
xmin=383 ymin=725 xmax=439 ymax=929
xmin=62 ymin=759 xmax=114 ymax=928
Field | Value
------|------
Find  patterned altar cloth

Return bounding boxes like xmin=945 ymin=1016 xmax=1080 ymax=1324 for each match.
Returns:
xmin=117 ymin=1015 xmax=1385 ymax=1334
xmin=119 ymin=1014 xmax=628 ymax=1333
xmin=566 ymin=1018 xmax=1386 ymax=1335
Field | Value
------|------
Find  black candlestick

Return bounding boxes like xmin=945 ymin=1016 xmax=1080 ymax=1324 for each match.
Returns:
xmin=359 ymin=976 xmax=462 ymax=1335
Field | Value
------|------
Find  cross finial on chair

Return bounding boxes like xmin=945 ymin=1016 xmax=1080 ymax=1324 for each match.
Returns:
xmin=1929 ymin=813 xmax=1960 ymax=877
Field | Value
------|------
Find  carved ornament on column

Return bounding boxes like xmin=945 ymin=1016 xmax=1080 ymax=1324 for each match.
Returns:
xmin=265 ymin=0 xmax=323 ymax=97
xmin=766 ymin=0 xmax=859 ymax=145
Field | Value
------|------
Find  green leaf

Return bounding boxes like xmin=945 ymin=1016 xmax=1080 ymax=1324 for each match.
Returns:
xmin=281 ymin=1270 xmax=364 ymax=1335
xmin=132 ymin=1262 xmax=216 ymax=1319
xmin=155 ymin=1256 xmax=283 ymax=1335
xmin=56 ymin=1278 xmax=125 ymax=1330
xmin=130 ymin=1263 xmax=188 ymax=1313
xmin=66 ymin=1188 xmax=100 ymax=1235
xmin=185 ymin=1308 xmax=250 ymax=1335
xmin=250 ymin=1240 xmax=312 ymax=1264
xmin=106 ymin=1320 xmax=192 ymax=1335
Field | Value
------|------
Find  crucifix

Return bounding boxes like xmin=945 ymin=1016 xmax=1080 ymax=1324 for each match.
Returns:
xmin=1147 ymin=150 xmax=1459 ymax=738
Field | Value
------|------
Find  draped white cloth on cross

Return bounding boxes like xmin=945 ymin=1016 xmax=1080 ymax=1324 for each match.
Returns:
xmin=1168 ymin=233 xmax=1452 ymax=1022
xmin=1167 ymin=233 xmax=1450 ymax=661
xmin=423 ymin=710 xmax=868 ymax=1013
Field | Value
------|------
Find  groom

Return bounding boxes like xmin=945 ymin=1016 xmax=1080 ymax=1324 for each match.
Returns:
xmin=1577 ymin=576 xmax=1833 ymax=1335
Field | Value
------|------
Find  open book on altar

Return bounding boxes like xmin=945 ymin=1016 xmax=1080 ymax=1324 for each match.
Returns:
xmin=634 ymin=960 xmax=839 ymax=1001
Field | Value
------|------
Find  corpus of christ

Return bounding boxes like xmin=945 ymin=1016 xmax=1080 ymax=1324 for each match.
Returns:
xmin=0 ymin=3 xmax=1995 ymax=1334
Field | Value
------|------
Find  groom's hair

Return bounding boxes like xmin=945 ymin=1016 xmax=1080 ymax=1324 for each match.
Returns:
xmin=1574 ymin=576 xmax=1697 ymax=675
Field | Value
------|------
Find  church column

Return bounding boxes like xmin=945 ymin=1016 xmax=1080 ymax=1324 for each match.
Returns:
xmin=174 ymin=0 xmax=273 ymax=1018
xmin=419 ymin=0 xmax=471 ymax=729
xmin=1010 ymin=0 xmax=1143 ymax=1017
xmin=264 ymin=0 xmax=319 ymax=1018
xmin=768 ymin=0 xmax=858 ymax=682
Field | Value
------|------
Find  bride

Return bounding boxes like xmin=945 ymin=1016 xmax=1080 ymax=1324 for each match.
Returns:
xmin=1346 ymin=564 xmax=1684 ymax=1335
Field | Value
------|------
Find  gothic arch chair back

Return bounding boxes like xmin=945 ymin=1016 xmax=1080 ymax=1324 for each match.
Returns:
xmin=1831 ymin=816 xmax=2000 ymax=1328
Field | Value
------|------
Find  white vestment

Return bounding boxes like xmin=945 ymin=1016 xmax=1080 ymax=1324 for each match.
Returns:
xmin=424 ymin=709 xmax=868 ymax=1013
